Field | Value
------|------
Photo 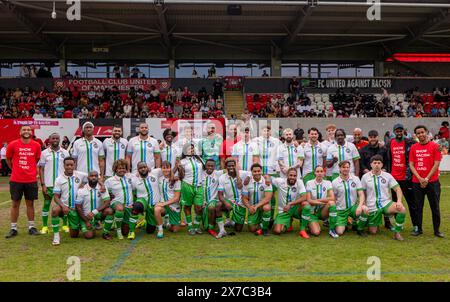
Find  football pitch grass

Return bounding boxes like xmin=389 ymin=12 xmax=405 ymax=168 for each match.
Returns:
xmin=0 ymin=175 xmax=449 ymax=282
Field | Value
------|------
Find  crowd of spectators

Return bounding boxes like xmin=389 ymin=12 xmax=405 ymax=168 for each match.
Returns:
xmin=19 ymin=63 xmax=53 ymax=78
xmin=0 ymin=84 xmax=225 ymax=119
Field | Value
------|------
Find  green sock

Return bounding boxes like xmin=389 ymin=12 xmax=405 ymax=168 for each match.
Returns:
xmin=300 ymin=205 xmax=312 ymax=231
xmin=194 ymin=214 xmax=202 ymax=229
xmin=270 ymin=196 xmax=276 ymax=220
xmin=62 ymin=215 xmax=68 ymax=227
xmin=357 ymin=213 xmax=368 ymax=231
xmin=216 ymin=217 xmax=223 ymax=224
xmin=186 ymin=214 xmax=193 ymax=230
xmin=114 ymin=211 xmax=124 ymax=229
xmin=328 ymin=205 xmax=337 ymax=230
xmin=208 ymin=224 xmax=214 ymax=230
xmin=262 ymin=211 xmax=271 ymax=230
xmin=393 ymin=212 xmax=405 ymax=233
xmin=51 ymin=217 xmax=60 ymax=233
xmin=103 ymin=215 xmax=114 ymax=234
xmin=128 ymin=214 xmax=139 ymax=233
xmin=42 ymin=199 xmax=51 ymax=227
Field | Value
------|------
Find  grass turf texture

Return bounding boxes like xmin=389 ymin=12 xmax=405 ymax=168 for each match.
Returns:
xmin=0 ymin=175 xmax=449 ymax=282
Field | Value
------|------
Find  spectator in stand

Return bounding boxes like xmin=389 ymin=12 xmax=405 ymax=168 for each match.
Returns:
xmin=208 ymin=65 xmax=216 ymax=78
xmin=1 ymin=142 xmax=10 ymax=176
xmin=121 ymin=64 xmax=130 ymax=78
xmin=29 ymin=64 xmax=37 ymax=78
xmin=439 ymin=121 xmax=449 ymax=140
xmin=192 ymin=69 xmax=198 ymax=78
xmin=262 ymin=70 xmax=269 ymax=77
xmin=353 ymin=128 xmax=369 ymax=150
xmin=288 ymin=76 xmax=300 ymax=100
xmin=131 ymin=66 xmax=140 ymax=78
xmin=20 ymin=64 xmax=30 ymax=78
xmin=113 ymin=64 xmax=121 ymax=78
xmin=213 ymin=78 xmax=223 ymax=100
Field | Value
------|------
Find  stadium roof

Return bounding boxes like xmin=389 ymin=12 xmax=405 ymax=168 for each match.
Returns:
xmin=1 ymin=0 xmax=450 ymax=63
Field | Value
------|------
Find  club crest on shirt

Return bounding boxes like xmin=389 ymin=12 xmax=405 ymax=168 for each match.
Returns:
xmin=346 ymin=148 xmax=351 ymax=153
xmin=269 ymin=142 xmax=273 ymax=147
xmin=259 ymin=186 xmax=265 ymax=191
xmin=75 ymin=177 xmax=80 ymax=183
xmin=318 ymin=148 xmax=323 ymax=154
xmin=351 ymin=182 xmax=356 ymax=188
xmin=93 ymin=143 xmax=98 ymax=148
xmin=169 ymin=184 xmax=174 ymax=189
xmin=150 ymin=176 xmax=156 ymax=182
xmin=322 ymin=187 xmax=327 ymax=192
xmin=61 ymin=153 xmax=66 ymax=158
xmin=381 ymin=178 xmax=386 ymax=184
xmin=121 ymin=144 xmax=125 ymax=149
xmin=211 ymin=179 xmax=215 ymax=183
xmin=291 ymin=187 xmax=297 ymax=193
xmin=128 ymin=179 xmax=132 ymax=184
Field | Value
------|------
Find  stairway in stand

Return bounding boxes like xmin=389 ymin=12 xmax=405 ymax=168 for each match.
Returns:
xmin=224 ymin=90 xmax=245 ymax=118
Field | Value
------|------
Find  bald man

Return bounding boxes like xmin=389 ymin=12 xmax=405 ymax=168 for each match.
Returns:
xmin=353 ymin=128 xmax=368 ymax=151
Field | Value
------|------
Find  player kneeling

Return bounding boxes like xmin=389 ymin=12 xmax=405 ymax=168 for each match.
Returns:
xmin=51 ymin=157 xmax=87 ymax=246
xmin=154 ymin=161 xmax=182 ymax=239
xmin=305 ymin=165 xmax=339 ymax=238
xmin=271 ymin=168 xmax=311 ymax=238
xmin=202 ymin=159 xmax=224 ymax=238
xmin=242 ymin=163 xmax=273 ymax=236
xmin=361 ymin=155 xmax=407 ymax=241
xmin=75 ymin=171 xmax=114 ymax=240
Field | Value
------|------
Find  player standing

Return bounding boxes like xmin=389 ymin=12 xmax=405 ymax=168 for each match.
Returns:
xmin=102 ymin=125 xmax=128 ymax=178
xmin=160 ymin=129 xmax=181 ymax=170
xmin=200 ymin=122 xmax=223 ymax=170
xmin=202 ymin=159 xmax=224 ymax=238
xmin=326 ymin=129 xmax=360 ymax=181
xmin=126 ymin=122 xmax=161 ymax=173
xmin=302 ymin=128 xmax=327 ymax=184
xmin=38 ymin=133 xmax=70 ymax=234
xmin=278 ymin=128 xmax=304 ymax=178
xmin=232 ymin=126 xmax=259 ymax=172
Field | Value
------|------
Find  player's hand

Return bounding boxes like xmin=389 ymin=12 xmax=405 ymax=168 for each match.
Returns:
xmin=86 ymin=212 xmax=95 ymax=220
xmin=42 ymin=185 xmax=48 ymax=195
xmin=248 ymin=205 xmax=256 ymax=214
xmin=396 ymin=202 xmax=405 ymax=212
xmin=62 ymin=205 xmax=70 ymax=215
xmin=293 ymin=140 xmax=299 ymax=147
xmin=283 ymin=203 xmax=291 ymax=212
xmin=264 ymin=175 xmax=271 ymax=186
xmin=100 ymin=184 xmax=106 ymax=193
xmin=85 ymin=221 xmax=92 ymax=230
xmin=243 ymin=176 xmax=250 ymax=186
xmin=159 ymin=141 xmax=165 ymax=150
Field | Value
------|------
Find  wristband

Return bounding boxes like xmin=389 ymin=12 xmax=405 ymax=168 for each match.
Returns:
xmin=92 ymin=209 xmax=99 ymax=215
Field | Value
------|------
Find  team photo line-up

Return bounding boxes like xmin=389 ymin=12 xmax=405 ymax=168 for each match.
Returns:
xmin=3 ymin=119 xmax=444 ymax=245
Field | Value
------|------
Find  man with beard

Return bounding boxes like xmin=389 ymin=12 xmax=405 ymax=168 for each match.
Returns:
xmin=326 ymin=129 xmax=360 ymax=181
xmin=159 ymin=129 xmax=181 ymax=170
xmin=50 ymin=157 xmax=88 ymax=245
xmin=353 ymin=128 xmax=368 ymax=151
xmin=278 ymin=128 xmax=304 ymax=178
xmin=302 ymin=128 xmax=328 ymax=184
xmin=126 ymin=122 xmax=161 ymax=173
xmin=75 ymin=171 xmax=113 ymax=239
xmin=38 ymin=133 xmax=70 ymax=234
xmin=222 ymin=124 xmax=241 ymax=169
xmin=232 ymin=127 xmax=259 ymax=172
xmin=359 ymin=130 xmax=388 ymax=176
xmin=5 ymin=125 xmax=42 ymax=238
xmin=386 ymin=124 xmax=417 ymax=234
xmin=216 ymin=158 xmax=251 ymax=238
xmin=200 ymin=122 xmax=223 ymax=170
xmin=71 ymin=122 xmax=105 ymax=177
xmin=102 ymin=125 xmax=128 ymax=178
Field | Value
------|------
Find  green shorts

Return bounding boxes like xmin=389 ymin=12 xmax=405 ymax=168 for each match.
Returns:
xmin=309 ymin=206 xmax=324 ymax=223
xmin=336 ymin=203 xmax=359 ymax=226
xmin=181 ymin=182 xmax=204 ymax=207
xmin=274 ymin=205 xmax=301 ymax=229
xmin=43 ymin=187 xmax=54 ymax=201
xmin=368 ymin=201 xmax=393 ymax=227
xmin=248 ymin=208 xmax=263 ymax=226
xmin=302 ymin=172 xmax=316 ymax=185
xmin=145 ymin=204 xmax=156 ymax=226
xmin=224 ymin=199 xmax=247 ymax=225
xmin=68 ymin=209 xmax=81 ymax=230
xmin=165 ymin=206 xmax=181 ymax=226
xmin=80 ymin=212 xmax=103 ymax=233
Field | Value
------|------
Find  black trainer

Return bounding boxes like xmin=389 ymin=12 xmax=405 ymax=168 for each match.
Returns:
xmin=411 ymin=226 xmax=423 ymax=236
xmin=5 ymin=229 xmax=18 ymax=239
xmin=357 ymin=230 xmax=368 ymax=237
xmin=434 ymin=232 xmax=444 ymax=238
xmin=28 ymin=227 xmax=40 ymax=235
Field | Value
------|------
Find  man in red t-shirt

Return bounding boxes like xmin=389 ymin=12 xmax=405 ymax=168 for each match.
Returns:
xmin=409 ymin=125 xmax=443 ymax=238
xmin=386 ymin=123 xmax=417 ymax=233
xmin=353 ymin=128 xmax=369 ymax=150
xmin=220 ymin=124 xmax=240 ymax=169
xmin=5 ymin=125 xmax=42 ymax=238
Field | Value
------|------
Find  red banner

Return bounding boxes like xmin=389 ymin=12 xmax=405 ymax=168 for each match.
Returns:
xmin=53 ymin=78 xmax=172 ymax=92
xmin=224 ymin=76 xmax=243 ymax=90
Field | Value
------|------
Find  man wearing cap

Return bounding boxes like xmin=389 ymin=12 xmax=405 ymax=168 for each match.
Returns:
xmin=71 ymin=122 xmax=105 ymax=178
xmin=386 ymin=123 xmax=417 ymax=234
xmin=160 ymin=129 xmax=181 ymax=170
xmin=102 ymin=125 xmax=128 ymax=178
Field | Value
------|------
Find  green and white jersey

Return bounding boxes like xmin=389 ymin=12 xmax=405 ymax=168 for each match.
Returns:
xmin=322 ymin=139 xmax=336 ymax=177
xmin=253 ymin=136 xmax=282 ymax=175
xmin=271 ymin=177 xmax=307 ymax=214
xmin=278 ymin=143 xmax=304 ymax=177
xmin=126 ymin=136 xmax=161 ymax=173
xmin=71 ymin=137 xmax=105 ymax=174
xmin=174 ymin=138 xmax=201 ymax=156
xmin=231 ymin=140 xmax=259 ymax=171
xmin=361 ymin=171 xmax=399 ymax=213
xmin=53 ymin=171 xmax=88 ymax=208
xmin=104 ymin=174 xmax=134 ymax=206
xmin=332 ymin=175 xmax=363 ymax=211
xmin=103 ymin=137 xmax=128 ymax=177
xmin=242 ymin=177 xmax=273 ymax=206
xmin=130 ymin=169 xmax=161 ymax=207
xmin=75 ymin=184 xmax=110 ymax=216
xmin=302 ymin=142 xmax=327 ymax=176
xmin=306 ymin=179 xmax=333 ymax=213
xmin=200 ymin=134 xmax=223 ymax=168
xmin=180 ymin=157 xmax=204 ymax=187
xmin=203 ymin=170 xmax=224 ymax=204
xmin=326 ymin=141 xmax=360 ymax=175
xmin=159 ymin=178 xmax=182 ymax=212
xmin=218 ymin=171 xmax=251 ymax=206
xmin=160 ymin=143 xmax=181 ymax=169
xmin=38 ymin=147 xmax=70 ymax=187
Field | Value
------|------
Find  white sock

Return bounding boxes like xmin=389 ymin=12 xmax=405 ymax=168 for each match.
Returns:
xmin=218 ymin=221 xmax=225 ymax=233
xmin=28 ymin=221 xmax=35 ymax=229
xmin=11 ymin=223 xmax=17 ymax=230
xmin=157 ymin=224 xmax=163 ymax=231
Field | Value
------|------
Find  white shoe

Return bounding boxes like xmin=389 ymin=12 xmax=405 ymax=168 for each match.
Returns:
xmin=52 ymin=233 xmax=60 ymax=246
xmin=215 ymin=231 xmax=227 ymax=239
xmin=116 ymin=229 xmax=124 ymax=240
xmin=224 ymin=220 xmax=235 ymax=228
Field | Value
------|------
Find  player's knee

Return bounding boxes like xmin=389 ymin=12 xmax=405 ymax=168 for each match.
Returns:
xmin=336 ymin=228 xmax=344 ymax=235
xmin=84 ymin=232 xmax=94 ymax=239
xmin=262 ymin=204 xmax=271 ymax=212
xmin=194 ymin=206 xmax=202 ymax=214
xmin=369 ymin=228 xmax=377 ymax=234
xmin=311 ymin=229 xmax=320 ymax=236
xmin=170 ymin=226 xmax=180 ymax=233
xmin=104 ymin=208 xmax=113 ymax=216
xmin=11 ymin=201 xmax=20 ymax=209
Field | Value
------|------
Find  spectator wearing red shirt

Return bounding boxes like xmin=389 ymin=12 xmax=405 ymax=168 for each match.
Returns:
xmin=409 ymin=125 xmax=443 ymax=238
xmin=63 ymin=109 xmax=72 ymax=118
xmin=5 ymin=125 xmax=42 ymax=238
xmin=352 ymin=128 xmax=369 ymax=150
xmin=386 ymin=123 xmax=416 ymax=233
xmin=220 ymin=124 xmax=240 ymax=168
xmin=439 ymin=121 xmax=449 ymax=139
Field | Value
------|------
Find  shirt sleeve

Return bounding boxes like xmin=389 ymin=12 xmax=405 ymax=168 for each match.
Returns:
xmin=351 ymin=144 xmax=360 ymax=160
xmin=434 ymin=143 xmax=442 ymax=161
xmin=298 ymin=181 xmax=307 ymax=195
xmin=126 ymin=140 xmax=134 ymax=155
xmin=326 ymin=146 xmax=334 ymax=161
xmin=38 ymin=150 xmax=46 ymax=167
xmin=75 ymin=189 xmax=84 ymax=205
xmin=35 ymin=144 xmax=42 ymax=162
xmin=5 ymin=141 xmax=14 ymax=159
xmin=217 ymin=176 xmax=225 ymax=192
xmin=305 ymin=181 xmax=312 ymax=193
xmin=101 ymin=189 xmax=111 ymax=201
xmin=298 ymin=146 xmax=305 ymax=159
xmin=252 ymin=143 xmax=260 ymax=156
xmin=277 ymin=145 xmax=285 ymax=161
xmin=174 ymin=180 xmax=181 ymax=192
xmin=242 ymin=184 xmax=249 ymax=196
xmin=231 ymin=144 xmax=238 ymax=157
xmin=408 ymin=145 xmax=416 ymax=164
xmin=359 ymin=175 xmax=367 ymax=191
xmin=97 ymin=140 xmax=105 ymax=158
xmin=71 ymin=141 xmax=79 ymax=158
xmin=153 ymin=139 xmax=161 ymax=154
xmin=388 ymin=173 xmax=399 ymax=189
xmin=151 ymin=168 xmax=162 ymax=178
xmin=53 ymin=178 xmax=62 ymax=194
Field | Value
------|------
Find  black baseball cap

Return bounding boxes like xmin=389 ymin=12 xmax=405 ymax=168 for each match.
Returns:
xmin=368 ymin=130 xmax=379 ymax=137
xmin=393 ymin=123 xmax=404 ymax=131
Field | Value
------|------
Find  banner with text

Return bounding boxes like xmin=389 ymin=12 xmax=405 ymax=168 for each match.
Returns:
xmin=53 ymin=78 xmax=172 ymax=92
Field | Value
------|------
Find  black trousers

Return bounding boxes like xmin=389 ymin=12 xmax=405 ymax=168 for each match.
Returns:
xmin=392 ymin=180 xmax=418 ymax=227
xmin=412 ymin=181 xmax=441 ymax=233
xmin=1 ymin=159 xmax=10 ymax=176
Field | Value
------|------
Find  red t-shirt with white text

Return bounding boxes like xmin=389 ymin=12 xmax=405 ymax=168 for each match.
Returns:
xmin=5 ymin=139 xmax=41 ymax=183
xmin=390 ymin=139 xmax=406 ymax=181
xmin=409 ymin=141 xmax=442 ymax=183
